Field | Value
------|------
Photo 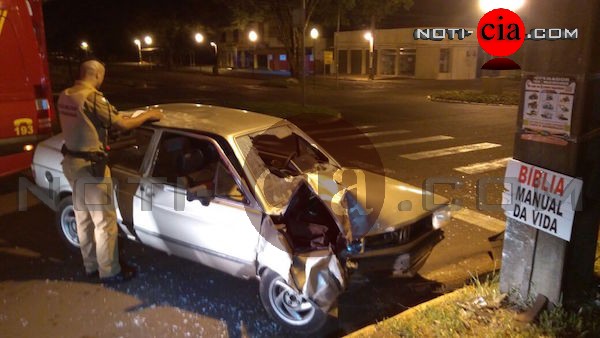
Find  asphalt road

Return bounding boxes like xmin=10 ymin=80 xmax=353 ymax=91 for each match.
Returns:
xmin=0 ymin=66 xmax=518 ymax=337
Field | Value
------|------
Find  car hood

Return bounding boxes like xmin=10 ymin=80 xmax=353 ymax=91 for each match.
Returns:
xmin=282 ymin=167 xmax=448 ymax=241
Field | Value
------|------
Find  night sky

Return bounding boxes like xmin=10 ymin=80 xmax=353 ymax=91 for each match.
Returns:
xmin=42 ymin=0 xmax=482 ymax=61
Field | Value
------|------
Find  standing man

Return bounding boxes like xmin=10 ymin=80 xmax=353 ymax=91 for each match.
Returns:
xmin=57 ymin=59 xmax=163 ymax=283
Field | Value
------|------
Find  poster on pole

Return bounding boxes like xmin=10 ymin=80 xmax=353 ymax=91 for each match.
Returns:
xmin=522 ymin=76 xmax=575 ymax=137
xmin=502 ymin=159 xmax=583 ymax=241
xmin=324 ymin=51 xmax=333 ymax=65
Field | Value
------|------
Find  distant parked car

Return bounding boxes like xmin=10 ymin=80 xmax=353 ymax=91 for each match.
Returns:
xmin=32 ymin=104 xmax=449 ymax=333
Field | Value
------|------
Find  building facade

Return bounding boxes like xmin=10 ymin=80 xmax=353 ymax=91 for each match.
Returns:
xmin=334 ymin=28 xmax=479 ymax=79
xmin=219 ymin=23 xmax=325 ymax=73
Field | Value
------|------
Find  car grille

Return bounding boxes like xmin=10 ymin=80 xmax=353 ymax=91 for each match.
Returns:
xmin=363 ymin=216 xmax=434 ymax=251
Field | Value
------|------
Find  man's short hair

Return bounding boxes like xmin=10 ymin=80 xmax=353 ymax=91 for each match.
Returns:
xmin=79 ymin=58 xmax=105 ymax=79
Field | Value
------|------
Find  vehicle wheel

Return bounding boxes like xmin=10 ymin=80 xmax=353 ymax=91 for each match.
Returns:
xmin=259 ymin=269 xmax=327 ymax=334
xmin=55 ymin=195 xmax=80 ymax=253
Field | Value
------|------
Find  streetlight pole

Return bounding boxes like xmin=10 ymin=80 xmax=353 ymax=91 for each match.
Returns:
xmin=248 ymin=30 xmax=258 ymax=77
xmin=301 ymin=0 xmax=306 ymax=108
xmin=310 ymin=28 xmax=319 ymax=89
xmin=134 ymin=39 xmax=142 ymax=64
xmin=364 ymin=31 xmax=374 ymax=80
xmin=210 ymin=41 xmax=219 ymax=75
xmin=143 ymin=35 xmax=153 ymax=67
xmin=80 ymin=41 xmax=89 ymax=56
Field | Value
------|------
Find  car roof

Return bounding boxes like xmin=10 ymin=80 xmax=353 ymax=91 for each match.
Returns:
xmin=146 ymin=103 xmax=285 ymax=137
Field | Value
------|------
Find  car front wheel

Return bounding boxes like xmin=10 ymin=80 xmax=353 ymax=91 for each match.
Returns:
xmin=259 ymin=269 xmax=327 ymax=334
xmin=56 ymin=195 xmax=80 ymax=253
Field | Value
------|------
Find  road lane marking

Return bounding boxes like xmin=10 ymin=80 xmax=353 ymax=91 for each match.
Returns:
xmin=309 ymin=125 xmax=376 ymax=135
xmin=399 ymin=142 xmax=502 ymax=160
xmin=359 ymin=135 xmax=454 ymax=149
xmin=322 ymin=129 xmax=410 ymax=142
xmin=453 ymin=208 xmax=505 ymax=233
xmin=454 ymin=157 xmax=512 ymax=175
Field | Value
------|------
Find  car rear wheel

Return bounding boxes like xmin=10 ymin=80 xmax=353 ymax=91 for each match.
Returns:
xmin=56 ymin=195 xmax=80 ymax=252
xmin=259 ymin=269 xmax=327 ymax=334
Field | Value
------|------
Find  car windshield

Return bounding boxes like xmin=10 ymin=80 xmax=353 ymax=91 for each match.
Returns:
xmin=236 ymin=125 xmax=336 ymax=208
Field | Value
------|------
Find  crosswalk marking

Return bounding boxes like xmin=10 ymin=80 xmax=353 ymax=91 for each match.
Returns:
xmin=359 ymin=135 xmax=454 ymax=149
xmin=400 ymin=142 xmax=501 ymax=160
xmin=309 ymin=125 xmax=376 ymax=135
xmin=453 ymin=208 xmax=505 ymax=233
xmin=454 ymin=157 xmax=511 ymax=175
xmin=322 ymin=129 xmax=410 ymax=142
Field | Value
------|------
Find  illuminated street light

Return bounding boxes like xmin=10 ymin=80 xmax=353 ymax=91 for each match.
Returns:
xmin=479 ymin=0 xmax=524 ymax=12
xmin=310 ymin=28 xmax=319 ymax=86
xmin=248 ymin=30 xmax=258 ymax=75
xmin=144 ymin=35 xmax=153 ymax=46
xmin=134 ymin=39 xmax=142 ymax=64
xmin=364 ymin=31 xmax=374 ymax=80
xmin=248 ymin=30 xmax=258 ymax=43
xmin=194 ymin=33 xmax=204 ymax=44
xmin=80 ymin=41 xmax=90 ymax=56
xmin=210 ymin=42 xmax=219 ymax=75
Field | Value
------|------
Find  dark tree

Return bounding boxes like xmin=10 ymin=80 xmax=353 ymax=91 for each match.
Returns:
xmin=227 ymin=0 xmax=323 ymax=79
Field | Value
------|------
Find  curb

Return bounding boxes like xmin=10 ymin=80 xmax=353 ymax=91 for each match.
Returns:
xmin=344 ymin=288 xmax=466 ymax=338
xmin=344 ymin=250 xmax=501 ymax=338
xmin=428 ymin=96 xmax=518 ymax=107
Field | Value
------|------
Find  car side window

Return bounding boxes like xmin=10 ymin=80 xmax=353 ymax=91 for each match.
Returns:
xmin=152 ymin=132 xmax=246 ymax=203
xmin=109 ymin=129 xmax=153 ymax=172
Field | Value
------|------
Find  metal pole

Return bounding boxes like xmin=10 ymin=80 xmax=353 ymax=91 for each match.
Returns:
xmin=335 ymin=0 xmax=340 ymax=88
xmin=301 ymin=0 xmax=306 ymax=108
xmin=313 ymin=44 xmax=316 ymax=89
xmin=369 ymin=37 xmax=374 ymax=80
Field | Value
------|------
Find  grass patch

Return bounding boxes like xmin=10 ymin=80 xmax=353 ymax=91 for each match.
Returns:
xmin=233 ymin=101 xmax=340 ymax=122
xmin=361 ymin=273 xmax=600 ymax=338
xmin=431 ymin=90 xmax=520 ymax=105
xmin=258 ymin=78 xmax=299 ymax=88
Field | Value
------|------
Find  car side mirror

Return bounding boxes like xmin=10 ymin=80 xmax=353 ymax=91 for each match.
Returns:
xmin=186 ymin=184 xmax=215 ymax=206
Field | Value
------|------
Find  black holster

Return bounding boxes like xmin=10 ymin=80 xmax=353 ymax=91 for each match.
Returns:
xmin=61 ymin=145 xmax=108 ymax=178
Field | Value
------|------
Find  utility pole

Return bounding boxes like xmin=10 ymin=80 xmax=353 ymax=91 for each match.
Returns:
xmin=500 ymin=0 xmax=600 ymax=307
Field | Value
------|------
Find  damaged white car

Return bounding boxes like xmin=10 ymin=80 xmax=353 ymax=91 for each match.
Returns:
xmin=31 ymin=104 xmax=450 ymax=333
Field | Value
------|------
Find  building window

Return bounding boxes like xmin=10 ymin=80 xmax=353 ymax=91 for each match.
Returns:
xmin=279 ymin=54 xmax=287 ymax=61
xmin=439 ymin=48 xmax=450 ymax=73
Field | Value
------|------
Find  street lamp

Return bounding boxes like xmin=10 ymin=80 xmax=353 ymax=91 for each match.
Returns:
xmin=479 ymin=0 xmax=524 ymax=12
xmin=210 ymin=41 xmax=219 ymax=75
xmin=364 ymin=31 xmax=374 ymax=80
xmin=134 ymin=39 xmax=142 ymax=64
xmin=194 ymin=33 xmax=204 ymax=44
xmin=80 ymin=41 xmax=89 ymax=55
xmin=248 ymin=30 xmax=258 ymax=75
xmin=144 ymin=35 xmax=153 ymax=46
xmin=310 ymin=28 xmax=319 ymax=87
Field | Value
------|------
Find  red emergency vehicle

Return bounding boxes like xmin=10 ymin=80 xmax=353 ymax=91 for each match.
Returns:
xmin=0 ymin=0 xmax=54 ymax=177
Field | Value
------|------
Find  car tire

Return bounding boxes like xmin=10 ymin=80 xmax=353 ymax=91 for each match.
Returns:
xmin=55 ymin=195 xmax=80 ymax=253
xmin=259 ymin=269 xmax=327 ymax=334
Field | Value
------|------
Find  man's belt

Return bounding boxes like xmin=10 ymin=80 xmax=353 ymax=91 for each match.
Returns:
xmin=61 ymin=144 xmax=107 ymax=161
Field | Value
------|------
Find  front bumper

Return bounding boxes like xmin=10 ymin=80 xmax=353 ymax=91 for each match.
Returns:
xmin=347 ymin=229 xmax=444 ymax=276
